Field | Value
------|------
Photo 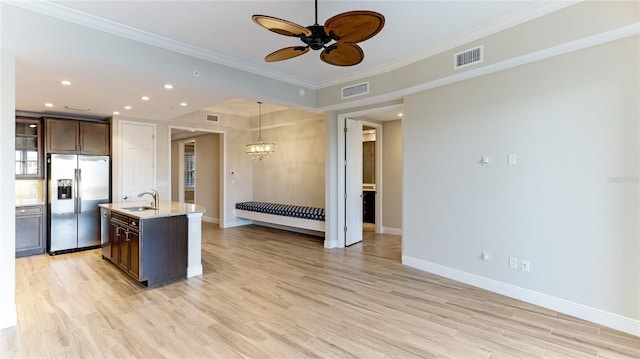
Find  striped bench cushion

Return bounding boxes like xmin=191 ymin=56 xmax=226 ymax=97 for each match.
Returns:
xmin=235 ymin=202 xmax=325 ymax=221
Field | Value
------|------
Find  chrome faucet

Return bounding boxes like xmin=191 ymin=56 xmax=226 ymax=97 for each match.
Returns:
xmin=138 ymin=188 xmax=159 ymax=208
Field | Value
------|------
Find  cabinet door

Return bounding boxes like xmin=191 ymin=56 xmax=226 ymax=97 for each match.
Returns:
xmin=80 ymin=122 xmax=110 ymax=155
xmin=46 ymin=119 xmax=79 ymax=153
xmin=15 ymin=118 xmax=43 ymax=178
xmin=109 ymin=221 xmax=121 ymax=263
xmin=118 ymin=229 xmax=129 ymax=271
xmin=128 ymin=229 xmax=140 ymax=279
xmin=15 ymin=206 xmax=45 ymax=257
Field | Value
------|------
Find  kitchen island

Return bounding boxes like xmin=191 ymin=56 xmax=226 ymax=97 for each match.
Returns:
xmin=98 ymin=201 xmax=205 ymax=287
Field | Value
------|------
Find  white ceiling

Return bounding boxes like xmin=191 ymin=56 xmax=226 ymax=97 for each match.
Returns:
xmin=8 ymin=1 xmax=570 ymax=121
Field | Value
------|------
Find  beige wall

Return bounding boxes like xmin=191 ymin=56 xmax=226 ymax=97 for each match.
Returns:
xmin=195 ymin=134 xmax=220 ymax=222
xmin=403 ymin=36 xmax=639 ymax=320
xmin=252 ymin=110 xmax=325 ymax=208
xmin=382 ymin=120 xmax=402 ymax=231
xmin=170 ymin=140 xmax=179 ymax=201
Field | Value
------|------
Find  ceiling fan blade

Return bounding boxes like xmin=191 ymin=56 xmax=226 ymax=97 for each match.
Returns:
xmin=320 ymin=43 xmax=364 ymax=67
xmin=324 ymin=10 xmax=385 ymax=43
xmin=265 ymin=46 xmax=310 ymax=62
xmin=252 ymin=15 xmax=312 ymax=37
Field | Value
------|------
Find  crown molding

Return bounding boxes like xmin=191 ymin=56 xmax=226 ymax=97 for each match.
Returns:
xmin=315 ymin=0 xmax=580 ymax=89
xmin=319 ymin=22 xmax=640 ymax=114
xmin=8 ymin=1 xmax=581 ymax=92
xmin=7 ymin=0 xmax=317 ymax=89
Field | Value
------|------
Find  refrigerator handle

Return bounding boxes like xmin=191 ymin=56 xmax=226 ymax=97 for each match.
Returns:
xmin=77 ymin=168 xmax=82 ymax=213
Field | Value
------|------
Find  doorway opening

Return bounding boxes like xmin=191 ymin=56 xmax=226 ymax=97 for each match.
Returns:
xmin=169 ymin=127 xmax=226 ymax=227
xmin=336 ymin=104 xmax=403 ymax=249
xmin=183 ymin=141 xmax=196 ymax=203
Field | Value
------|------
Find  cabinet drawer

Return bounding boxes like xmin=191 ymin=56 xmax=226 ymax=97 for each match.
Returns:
xmin=128 ymin=218 xmax=139 ymax=231
xmin=111 ymin=212 xmax=129 ymax=225
xmin=16 ymin=206 xmax=43 ymax=216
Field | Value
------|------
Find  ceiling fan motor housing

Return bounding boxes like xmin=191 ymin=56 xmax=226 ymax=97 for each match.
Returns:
xmin=303 ymin=25 xmax=333 ymax=50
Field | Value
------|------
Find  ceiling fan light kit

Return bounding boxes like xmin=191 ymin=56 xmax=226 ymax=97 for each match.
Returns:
xmin=253 ymin=0 xmax=385 ymax=66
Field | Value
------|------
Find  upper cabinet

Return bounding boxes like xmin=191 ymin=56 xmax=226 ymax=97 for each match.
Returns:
xmin=45 ymin=118 xmax=110 ymax=155
xmin=15 ymin=117 xmax=43 ymax=178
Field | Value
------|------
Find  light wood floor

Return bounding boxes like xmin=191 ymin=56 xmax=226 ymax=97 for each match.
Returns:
xmin=2 ymin=223 xmax=638 ymax=358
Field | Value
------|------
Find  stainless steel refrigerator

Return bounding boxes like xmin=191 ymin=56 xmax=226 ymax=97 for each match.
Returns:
xmin=48 ymin=154 xmax=110 ymax=254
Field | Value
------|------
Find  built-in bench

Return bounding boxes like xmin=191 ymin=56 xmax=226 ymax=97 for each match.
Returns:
xmin=235 ymin=201 xmax=325 ymax=233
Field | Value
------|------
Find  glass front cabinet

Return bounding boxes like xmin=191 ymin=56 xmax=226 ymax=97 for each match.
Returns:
xmin=15 ymin=117 xmax=43 ymax=178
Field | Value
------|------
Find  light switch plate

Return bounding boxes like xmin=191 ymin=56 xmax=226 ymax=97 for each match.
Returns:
xmin=508 ymin=154 xmax=517 ymax=165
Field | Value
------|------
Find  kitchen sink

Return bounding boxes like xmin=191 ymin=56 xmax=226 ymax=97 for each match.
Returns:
xmin=122 ymin=206 xmax=159 ymax=212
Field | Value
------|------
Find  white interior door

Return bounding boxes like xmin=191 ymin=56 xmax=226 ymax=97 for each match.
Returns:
xmin=120 ymin=122 xmax=155 ymax=202
xmin=345 ymin=118 xmax=363 ymax=246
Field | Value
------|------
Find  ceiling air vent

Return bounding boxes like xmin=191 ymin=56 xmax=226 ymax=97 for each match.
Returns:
xmin=342 ymin=82 xmax=369 ymax=99
xmin=206 ymin=114 xmax=219 ymax=122
xmin=454 ymin=45 xmax=483 ymax=69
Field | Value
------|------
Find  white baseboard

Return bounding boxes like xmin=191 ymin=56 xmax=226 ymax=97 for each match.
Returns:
xmin=382 ymin=227 xmax=403 ymax=236
xmin=324 ymin=238 xmax=338 ymax=248
xmin=224 ymin=219 xmax=252 ymax=228
xmin=402 ymin=256 xmax=640 ymax=337
xmin=186 ymin=264 xmax=203 ymax=278
xmin=0 ymin=305 xmax=17 ymax=329
xmin=202 ymin=216 xmax=219 ymax=224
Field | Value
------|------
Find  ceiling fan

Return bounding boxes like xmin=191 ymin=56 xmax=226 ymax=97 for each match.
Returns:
xmin=252 ymin=0 xmax=385 ymax=66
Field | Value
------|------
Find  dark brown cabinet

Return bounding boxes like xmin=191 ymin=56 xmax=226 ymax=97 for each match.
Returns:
xmin=15 ymin=117 xmax=43 ymax=178
xmin=45 ymin=118 xmax=110 ymax=155
xmin=15 ymin=205 xmax=46 ymax=257
xmin=103 ymin=210 xmax=187 ymax=287
xmin=363 ymin=190 xmax=376 ymax=224
xmin=109 ymin=212 xmax=140 ymax=279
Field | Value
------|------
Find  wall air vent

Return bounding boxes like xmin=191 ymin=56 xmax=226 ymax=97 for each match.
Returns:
xmin=206 ymin=114 xmax=219 ymax=122
xmin=454 ymin=45 xmax=483 ymax=69
xmin=341 ymin=82 xmax=369 ymax=99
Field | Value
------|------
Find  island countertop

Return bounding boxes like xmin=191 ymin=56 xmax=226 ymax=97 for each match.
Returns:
xmin=99 ymin=201 xmax=206 ymax=219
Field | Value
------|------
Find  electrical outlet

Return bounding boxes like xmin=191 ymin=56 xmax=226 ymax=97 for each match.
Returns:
xmin=522 ymin=260 xmax=530 ymax=272
xmin=509 ymin=257 xmax=518 ymax=269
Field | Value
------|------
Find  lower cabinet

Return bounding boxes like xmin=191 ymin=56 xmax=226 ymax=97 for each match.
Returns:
xmin=16 ymin=205 xmax=46 ymax=257
xmin=363 ymin=190 xmax=376 ymax=224
xmin=104 ymin=211 xmax=187 ymax=287
xmin=110 ymin=212 xmax=140 ymax=279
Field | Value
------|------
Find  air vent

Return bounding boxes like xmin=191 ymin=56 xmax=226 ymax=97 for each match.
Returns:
xmin=454 ymin=45 xmax=483 ymax=69
xmin=341 ymin=82 xmax=369 ymax=99
xmin=206 ymin=114 xmax=219 ymax=122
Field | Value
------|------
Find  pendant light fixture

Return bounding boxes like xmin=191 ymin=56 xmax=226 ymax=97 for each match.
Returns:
xmin=246 ymin=101 xmax=275 ymax=161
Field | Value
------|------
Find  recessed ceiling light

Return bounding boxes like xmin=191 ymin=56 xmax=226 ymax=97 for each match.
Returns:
xmin=141 ymin=96 xmax=150 ymax=101
xmin=124 ymin=105 xmax=132 ymax=110
xmin=164 ymin=84 xmax=173 ymax=89
xmin=113 ymin=111 xmax=120 ymax=115
xmin=60 ymin=80 xmax=71 ymax=86
xmin=180 ymin=102 xmax=187 ymax=107
xmin=398 ymin=113 xmax=403 ymax=117
xmin=45 ymin=103 xmax=53 ymax=107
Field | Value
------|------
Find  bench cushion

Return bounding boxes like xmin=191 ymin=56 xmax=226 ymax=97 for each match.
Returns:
xmin=235 ymin=202 xmax=325 ymax=221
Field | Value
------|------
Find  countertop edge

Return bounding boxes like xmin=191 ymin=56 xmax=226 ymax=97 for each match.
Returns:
xmin=99 ymin=201 xmax=206 ymax=219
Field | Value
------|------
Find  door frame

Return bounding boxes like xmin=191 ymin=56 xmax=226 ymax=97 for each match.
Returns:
xmin=336 ymin=104 xmax=401 ymax=248
xmin=176 ymin=139 xmax=196 ymax=203
xmin=361 ymin=121 xmax=383 ymax=234
xmin=168 ymin=126 xmax=226 ymax=228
